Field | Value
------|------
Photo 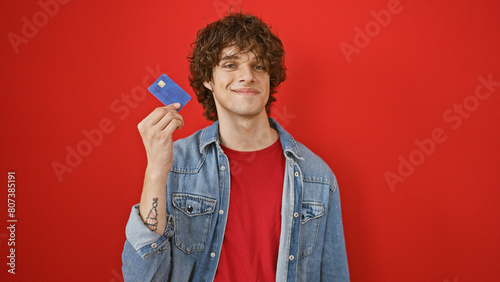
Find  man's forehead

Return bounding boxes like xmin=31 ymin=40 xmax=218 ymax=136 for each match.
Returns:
xmin=219 ymin=45 xmax=260 ymax=61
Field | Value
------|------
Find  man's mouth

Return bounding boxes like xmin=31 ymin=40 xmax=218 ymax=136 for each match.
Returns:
xmin=231 ymin=87 xmax=259 ymax=96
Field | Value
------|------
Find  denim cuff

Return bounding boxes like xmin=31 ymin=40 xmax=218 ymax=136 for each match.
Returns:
xmin=125 ymin=204 xmax=174 ymax=259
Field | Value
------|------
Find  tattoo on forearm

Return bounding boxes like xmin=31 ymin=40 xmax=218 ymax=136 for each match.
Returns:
xmin=145 ymin=197 xmax=159 ymax=231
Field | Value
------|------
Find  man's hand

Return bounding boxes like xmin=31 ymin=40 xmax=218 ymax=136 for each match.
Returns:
xmin=137 ymin=103 xmax=184 ymax=234
xmin=137 ymin=103 xmax=184 ymax=177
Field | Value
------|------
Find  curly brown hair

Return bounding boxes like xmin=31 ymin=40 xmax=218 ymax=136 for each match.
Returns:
xmin=187 ymin=12 xmax=287 ymax=121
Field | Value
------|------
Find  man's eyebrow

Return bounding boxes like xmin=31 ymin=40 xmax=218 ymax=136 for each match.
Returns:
xmin=220 ymin=54 xmax=240 ymax=62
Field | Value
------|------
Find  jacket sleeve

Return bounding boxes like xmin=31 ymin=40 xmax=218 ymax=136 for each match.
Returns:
xmin=121 ymin=204 xmax=174 ymax=281
xmin=321 ymin=176 xmax=350 ymax=281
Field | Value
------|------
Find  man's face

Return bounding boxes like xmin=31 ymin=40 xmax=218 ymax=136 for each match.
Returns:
xmin=203 ymin=45 xmax=270 ymax=120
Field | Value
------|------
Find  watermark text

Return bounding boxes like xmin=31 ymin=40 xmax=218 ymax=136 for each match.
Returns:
xmin=7 ymin=172 xmax=17 ymax=274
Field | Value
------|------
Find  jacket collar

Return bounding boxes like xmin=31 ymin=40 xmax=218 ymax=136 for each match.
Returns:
xmin=198 ymin=118 xmax=303 ymax=160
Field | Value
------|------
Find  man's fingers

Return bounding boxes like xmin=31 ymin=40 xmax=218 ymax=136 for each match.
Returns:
xmin=138 ymin=104 xmax=183 ymax=132
xmin=162 ymin=118 xmax=183 ymax=138
xmin=155 ymin=110 xmax=184 ymax=131
xmin=138 ymin=107 xmax=164 ymax=131
xmin=165 ymin=103 xmax=181 ymax=110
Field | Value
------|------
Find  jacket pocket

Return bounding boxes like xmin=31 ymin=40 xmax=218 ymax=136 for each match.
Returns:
xmin=298 ymin=201 xmax=324 ymax=258
xmin=172 ymin=193 xmax=217 ymax=254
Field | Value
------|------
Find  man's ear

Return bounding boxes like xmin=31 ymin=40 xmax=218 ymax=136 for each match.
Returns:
xmin=203 ymin=81 xmax=213 ymax=91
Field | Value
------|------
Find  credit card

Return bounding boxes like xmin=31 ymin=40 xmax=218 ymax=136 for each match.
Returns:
xmin=148 ymin=74 xmax=191 ymax=111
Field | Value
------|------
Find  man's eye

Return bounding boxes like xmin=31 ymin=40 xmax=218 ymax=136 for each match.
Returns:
xmin=223 ymin=63 xmax=236 ymax=68
xmin=254 ymin=65 xmax=265 ymax=70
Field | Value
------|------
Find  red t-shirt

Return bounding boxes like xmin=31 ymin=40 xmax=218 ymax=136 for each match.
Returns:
xmin=215 ymin=139 xmax=285 ymax=281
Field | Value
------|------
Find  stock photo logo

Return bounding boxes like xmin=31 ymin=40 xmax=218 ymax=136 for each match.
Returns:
xmin=7 ymin=0 xmax=71 ymax=54
xmin=51 ymin=64 xmax=162 ymax=182
xmin=384 ymin=74 xmax=500 ymax=192
xmin=339 ymin=0 xmax=414 ymax=63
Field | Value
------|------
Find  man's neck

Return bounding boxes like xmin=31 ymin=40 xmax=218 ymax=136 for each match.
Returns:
xmin=218 ymin=112 xmax=279 ymax=152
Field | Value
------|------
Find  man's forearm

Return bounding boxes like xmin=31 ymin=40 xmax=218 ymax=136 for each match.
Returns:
xmin=139 ymin=169 xmax=168 ymax=235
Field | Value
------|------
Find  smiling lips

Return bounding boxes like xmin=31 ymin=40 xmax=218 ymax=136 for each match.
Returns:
xmin=231 ymin=87 xmax=259 ymax=96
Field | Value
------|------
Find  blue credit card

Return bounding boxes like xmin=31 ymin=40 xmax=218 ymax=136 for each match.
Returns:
xmin=148 ymin=74 xmax=191 ymax=111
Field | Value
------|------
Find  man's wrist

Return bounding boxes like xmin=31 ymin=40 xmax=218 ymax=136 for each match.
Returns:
xmin=144 ymin=166 xmax=169 ymax=182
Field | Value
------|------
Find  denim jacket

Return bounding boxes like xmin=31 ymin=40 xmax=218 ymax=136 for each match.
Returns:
xmin=122 ymin=118 xmax=349 ymax=281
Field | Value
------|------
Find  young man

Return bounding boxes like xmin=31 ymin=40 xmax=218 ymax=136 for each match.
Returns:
xmin=122 ymin=12 xmax=349 ymax=281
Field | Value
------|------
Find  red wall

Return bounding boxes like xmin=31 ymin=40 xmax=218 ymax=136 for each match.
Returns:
xmin=1 ymin=0 xmax=499 ymax=281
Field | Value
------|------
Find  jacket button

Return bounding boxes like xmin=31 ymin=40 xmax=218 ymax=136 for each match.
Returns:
xmin=219 ymin=210 xmax=224 ymax=215
xmin=221 ymin=166 xmax=226 ymax=171
xmin=210 ymin=252 xmax=216 ymax=258
xmin=187 ymin=206 xmax=193 ymax=212
xmin=294 ymin=172 xmax=299 ymax=177
xmin=293 ymin=212 xmax=299 ymax=218
xmin=289 ymin=255 xmax=295 ymax=261
xmin=151 ymin=243 xmax=158 ymax=249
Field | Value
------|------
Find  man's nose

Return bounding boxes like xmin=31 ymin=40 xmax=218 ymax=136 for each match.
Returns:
xmin=237 ymin=64 xmax=255 ymax=82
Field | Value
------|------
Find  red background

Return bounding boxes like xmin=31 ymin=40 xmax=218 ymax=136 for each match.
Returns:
xmin=1 ymin=0 xmax=499 ymax=281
